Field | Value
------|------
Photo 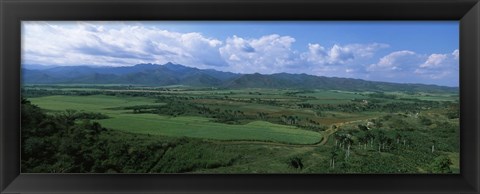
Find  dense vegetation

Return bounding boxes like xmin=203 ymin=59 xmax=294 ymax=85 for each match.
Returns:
xmin=22 ymin=83 xmax=459 ymax=173
xmin=21 ymin=99 xmax=240 ymax=173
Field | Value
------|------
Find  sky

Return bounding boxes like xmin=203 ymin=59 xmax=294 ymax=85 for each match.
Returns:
xmin=21 ymin=21 xmax=459 ymax=87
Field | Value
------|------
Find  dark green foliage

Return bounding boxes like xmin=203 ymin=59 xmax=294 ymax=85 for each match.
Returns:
xmin=21 ymin=98 xmax=48 ymax=135
xmin=445 ymin=102 xmax=460 ymax=119
xmin=367 ymin=92 xmax=397 ymax=99
xmin=429 ymin=156 xmax=452 ymax=173
xmin=150 ymin=141 xmax=238 ymax=173
xmin=287 ymin=156 xmax=304 ymax=170
xmin=357 ymin=124 xmax=368 ymax=131
xmin=314 ymin=101 xmax=442 ymax=114
xmin=76 ymin=112 xmax=110 ymax=120
xmin=21 ymin=99 xmax=237 ymax=173
xmin=419 ymin=116 xmax=433 ymax=126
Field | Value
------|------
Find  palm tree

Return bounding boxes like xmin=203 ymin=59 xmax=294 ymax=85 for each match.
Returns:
xmin=431 ymin=139 xmax=436 ymax=153
xmin=365 ymin=131 xmax=374 ymax=148
xmin=330 ymin=148 xmax=338 ymax=169
xmin=334 ymin=133 xmax=345 ymax=148
xmin=344 ymin=135 xmax=354 ymax=159
xmin=375 ymin=130 xmax=386 ymax=152
xmin=395 ymin=132 xmax=402 ymax=144
xmin=384 ymin=137 xmax=393 ymax=150
xmin=358 ymin=135 xmax=368 ymax=150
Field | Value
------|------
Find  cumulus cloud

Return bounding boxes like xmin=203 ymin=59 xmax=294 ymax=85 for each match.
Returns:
xmin=452 ymin=49 xmax=459 ymax=60
xmin=302 ymin=43 xmax=388 ymax=66
xmin=365 ymin=49 xmax=459 ymax=85
xmin=217 ymin=35 xmax=388 ymax=75
xmin=23 ymin=21 xmax=390 ymax=76
xmin=367 ymin=50 xmax=422 ymax=72
xmin=22 ymin=21 xmax=225 ymax=67
xmin=419 ymin=54 xmax=448 ymax=68
xmin=415 ymin=50 xmax=459 ymax=79
xmin=219 ymin=34 xmax=299 ymax=74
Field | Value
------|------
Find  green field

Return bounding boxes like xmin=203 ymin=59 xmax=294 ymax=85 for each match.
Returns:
xmin=22 ymin=85 xmax=460 ymax=174
xmin=30 ymin=95 xmax=322 ymax=144
xmin=30 ymin=95 xmax=156 ymax=113
xmin=100 ymin=115 xmax=321 ymax=144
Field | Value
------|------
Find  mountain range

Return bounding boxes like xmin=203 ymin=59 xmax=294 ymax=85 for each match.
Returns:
xmin=22 ymin=63 xmax=458 ymax=93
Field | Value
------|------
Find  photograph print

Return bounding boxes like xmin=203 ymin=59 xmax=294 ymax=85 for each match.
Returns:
xmin=21 ymin=21 xmax=459 ymax=174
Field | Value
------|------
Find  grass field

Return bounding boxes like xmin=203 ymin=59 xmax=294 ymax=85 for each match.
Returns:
xmin=29 ymin=95 xmax=156 ymax=113
xmin=29 ymin=95 xmax=322 ymax=144
xmin=99 ymin=115 xmax=322 ymax=144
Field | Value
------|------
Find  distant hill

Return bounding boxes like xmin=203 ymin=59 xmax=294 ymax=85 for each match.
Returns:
xmin=22 ymin=63 xmax=458 ymax=93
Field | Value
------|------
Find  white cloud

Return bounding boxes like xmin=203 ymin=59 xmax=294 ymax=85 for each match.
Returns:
xmin=219 ymin=34 xmax=298 ymax=74
xmin=301 ymin=43 xmax=388 ymax=66
xmin=302 ymin=43 xmax=328 ymax=64
xmin=22 ymin=21 xmax=225 ymax=67
xmin=367 ymin=50 xmax=421 ymax=72
xmin=420 ymin=54 xmax=448 ymax=68
xmin=365 ymin=49 xmax=459 ymax=85
xmin=217 ymin=35 xmax=388 ymax=75
xmin=344 ymin=43 xmax=390 ymax=58
xmin=452 ymin=49 xmax=459 ymax=60
xmin=415 ymin=50 xmax=459 ymax=79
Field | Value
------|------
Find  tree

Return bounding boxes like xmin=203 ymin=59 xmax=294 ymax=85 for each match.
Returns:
xmin=375 ymin=130 xmax=386 ymax=152
xmin=430 ymin=156 xmax=452 ymax=173
xmin=330 ymin=148 xmax=338 ymax=169
xmin=358 ymin=135 xmax=369 ymax=150
xmin=431 ymin=139 xmax=436 ymax=153
xmin=344 ymin=135 xmax=354 ymax=159
xmin=257 ymin=112 xmax=269 ymax=120
xmin=357 ymin=124 xmax=368 ymax=131
xmin=334 ymin=133 xmax=345 ymax=148
xmin=420 ymin=116 xmax=433 ymax=126
xmin=56 ymin=109 xmax=78 ymax=128
xmin=288 ymin=156 xmax=303 ymax=170
xmin=365 ymin=131 xmax=374 ymax=148
xmin=395 ymin=132 xmax=402 ymax=144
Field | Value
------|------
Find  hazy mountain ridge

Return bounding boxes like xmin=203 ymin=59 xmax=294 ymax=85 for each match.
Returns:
xmin=22 ymin=63 xmax=458 ymax=93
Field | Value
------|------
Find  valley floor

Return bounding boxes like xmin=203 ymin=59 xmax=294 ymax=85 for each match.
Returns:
xmin=21 ymin=85 xmax=460 ymax=173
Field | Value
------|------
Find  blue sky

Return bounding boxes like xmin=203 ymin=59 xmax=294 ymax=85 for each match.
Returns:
xmin=21 ymin=21 xmax=459 ymax=86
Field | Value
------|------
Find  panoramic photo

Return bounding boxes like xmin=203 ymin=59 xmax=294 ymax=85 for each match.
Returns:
xmin=21 ymin=21 xmax=459 ymax=173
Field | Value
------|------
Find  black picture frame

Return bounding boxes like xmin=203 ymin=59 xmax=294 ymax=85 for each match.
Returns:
xmin=1 ymin=0 xmax=479 ymax=193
